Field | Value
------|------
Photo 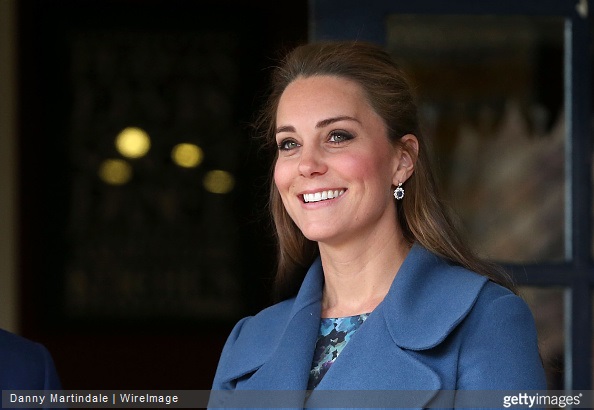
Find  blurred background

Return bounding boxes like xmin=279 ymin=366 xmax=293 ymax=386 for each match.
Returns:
xmin=1 ymin=0 xmax=308 ymax=389
xmin=1 ymin=0 xmax=593 ymax=392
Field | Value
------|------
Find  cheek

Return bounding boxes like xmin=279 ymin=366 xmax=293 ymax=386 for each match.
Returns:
xmin=339 ymin=153 xmax=390 ymax=182
xmin=273 ymin=161 xmax=291 ymax=192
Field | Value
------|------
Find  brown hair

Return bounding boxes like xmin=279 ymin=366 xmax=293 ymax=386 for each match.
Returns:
xmin=254 ymin=40 xmax=515 ymax=301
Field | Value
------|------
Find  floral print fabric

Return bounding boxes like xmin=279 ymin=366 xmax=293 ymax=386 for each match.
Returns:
xmin=308 ymin=313 xmax=370 ymax=390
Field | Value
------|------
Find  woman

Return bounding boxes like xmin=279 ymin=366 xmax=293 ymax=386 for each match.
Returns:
xmin=209 ymin=41 xmax=546 ymax=408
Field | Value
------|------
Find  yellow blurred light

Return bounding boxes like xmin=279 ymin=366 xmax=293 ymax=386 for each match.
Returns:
xmin=98 ymin=159 xmax=132 ymax=185
xmin=172 ymin=143 xmax=204 ymax=168
xmin=203 ymin=170 xmax=235 ymax=194
xmin=115 ymin=127 xmax=151 ymax=159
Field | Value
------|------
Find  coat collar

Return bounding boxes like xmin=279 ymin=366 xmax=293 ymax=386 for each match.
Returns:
xmin=218 ymin=243 xmax=487 ymax=407
xmin=288 ymin=242 xmax=487 ymax=350
xmin=382 ymin=242 xmax=487 ymax=350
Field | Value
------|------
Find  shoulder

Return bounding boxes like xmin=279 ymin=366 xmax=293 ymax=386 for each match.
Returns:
xmin=463 ymin=280 xmax=539 ymax=343
xmin=387 ymin=247 xmax=546 ymax=388
xmin=229 ymin=298 xmax=295 ymax=348
xmin=212 ymin=298 xmax=297 ymax=388
xmin=459 ymin=279 xmax=538 ymax=340
xmin=454 ymin=281 xmax=547 ymax=389
xmin=0 ymin=328 xmax=48 ymax=365
xmin=419 ymin=255 xmax=540 ymax=351
xmin=0 ymin=328 xmax=62 ymax=389
xmin=384 ymin=245 xmax=540 ymax=360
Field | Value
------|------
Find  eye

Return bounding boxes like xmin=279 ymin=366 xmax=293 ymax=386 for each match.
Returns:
xmin=277 ymin=139 xmax=300 ymax=151
xmin=328 ymin=130 xmax=354 ymax=144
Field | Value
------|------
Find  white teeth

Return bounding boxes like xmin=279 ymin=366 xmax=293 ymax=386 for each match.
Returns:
xmin=303 ymin=189 xmax=345 ymax=203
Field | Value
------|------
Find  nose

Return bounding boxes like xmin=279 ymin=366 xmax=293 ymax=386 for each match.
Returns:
xmin=298 ymin=145 xmax=327 ymax=178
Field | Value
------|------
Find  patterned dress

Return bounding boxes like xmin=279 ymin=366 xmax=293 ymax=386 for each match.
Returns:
xmin=308 ymin=313 xmax=370 ymax=390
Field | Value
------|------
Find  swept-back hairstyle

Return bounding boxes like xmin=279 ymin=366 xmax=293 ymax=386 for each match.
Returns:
xmin=254 ymin=41 xmax=514 ymax=301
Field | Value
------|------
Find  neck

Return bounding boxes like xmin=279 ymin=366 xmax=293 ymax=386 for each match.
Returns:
xmin=318 ymin=226 xmax=411 ymax=318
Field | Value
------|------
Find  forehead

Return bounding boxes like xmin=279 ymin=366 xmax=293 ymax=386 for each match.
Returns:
xmin=277 ymin=75 xmax=375 ymax=120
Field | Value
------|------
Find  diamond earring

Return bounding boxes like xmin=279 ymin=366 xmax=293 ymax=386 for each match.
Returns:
xmin=393 ymin=183 xmax=404 ymax=200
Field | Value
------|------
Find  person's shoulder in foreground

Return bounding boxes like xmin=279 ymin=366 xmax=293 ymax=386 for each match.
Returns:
xmin=0 ymin=327 xmax=62 ymax=390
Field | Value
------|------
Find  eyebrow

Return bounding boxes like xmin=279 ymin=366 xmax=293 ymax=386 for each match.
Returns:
xmin=275 ymin=115 xmax=361 ymax=134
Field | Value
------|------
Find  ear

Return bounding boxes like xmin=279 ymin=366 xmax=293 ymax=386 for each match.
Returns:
xmin=392 ymin=134 xmax=419 ymax=186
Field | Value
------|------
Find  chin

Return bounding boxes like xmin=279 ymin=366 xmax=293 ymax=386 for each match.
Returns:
xmin=294 ymin=220 xmax=345 ymax=244
xmin=301 ymin=230 xmax=341 ymax=245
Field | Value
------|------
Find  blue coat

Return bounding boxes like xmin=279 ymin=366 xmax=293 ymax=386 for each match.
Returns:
xmin=210 ymin=244 xmax=547 ymax=408
xmin=0 ymin=328 xmax=62 ymax=390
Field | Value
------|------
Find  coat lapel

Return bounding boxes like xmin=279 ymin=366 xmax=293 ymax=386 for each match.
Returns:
xmin=382 ymin=243 xmax=488 ymax=350
xmin=236 ymin=259 xmax=325 ymax=391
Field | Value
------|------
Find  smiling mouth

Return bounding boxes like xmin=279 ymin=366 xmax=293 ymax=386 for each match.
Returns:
xmin=302 ymin=189 xmax=345 ymax=203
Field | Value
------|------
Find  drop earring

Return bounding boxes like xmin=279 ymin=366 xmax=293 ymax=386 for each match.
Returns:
xmin=393 ymin=183 xmax=404 ymax=200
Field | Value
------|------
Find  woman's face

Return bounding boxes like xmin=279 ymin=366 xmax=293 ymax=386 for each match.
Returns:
xmin=274 ymin=75 xmax=404 ymax=247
